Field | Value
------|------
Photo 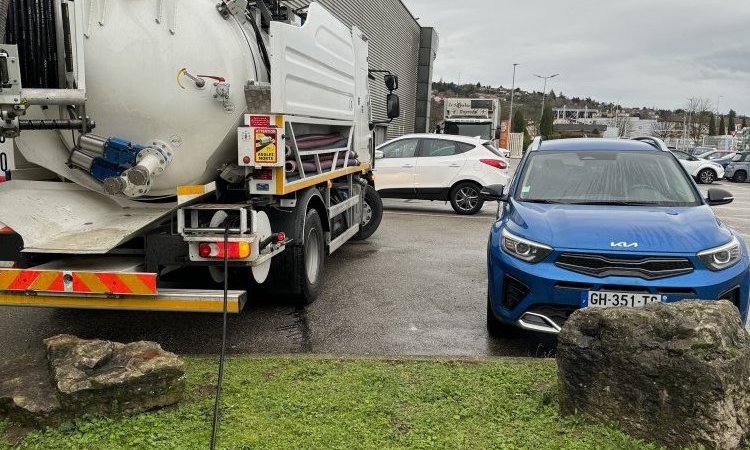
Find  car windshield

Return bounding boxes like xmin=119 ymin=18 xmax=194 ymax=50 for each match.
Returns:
xmin=444 ymin=123 xmax=492 ymax=140
xmin=516 ymin=151 xmax=702 ymax=207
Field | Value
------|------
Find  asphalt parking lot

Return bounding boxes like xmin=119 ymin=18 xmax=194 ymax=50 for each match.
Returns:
xmin=0 ymin=165 xmax=748 ymax=360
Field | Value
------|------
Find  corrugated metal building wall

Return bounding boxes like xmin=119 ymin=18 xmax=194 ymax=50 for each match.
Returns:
xmin=285 ymin=0 xmax=424 ymax=139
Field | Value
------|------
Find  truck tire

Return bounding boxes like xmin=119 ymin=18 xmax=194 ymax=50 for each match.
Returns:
xmin=734 ymin=171 xmax=747 ymax=183
xmin=274 ymin=208 xmax=325 ymax=305
xmin=450 ymin=181 xmax=484 ymax=215
xmin=352 ymin=185 xmax=383 ymax=241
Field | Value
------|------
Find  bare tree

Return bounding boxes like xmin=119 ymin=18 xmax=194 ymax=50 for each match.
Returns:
xmin=611 ymin=113 xmax=634 ymax=137
xmin=652 ymin=121 xmax=677 ymax=139
xmin=684 ymin=97 xmax=713 ymax=141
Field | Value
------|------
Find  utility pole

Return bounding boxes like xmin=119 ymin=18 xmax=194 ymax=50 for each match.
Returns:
xmin=507 ymin=63 xmax=519 ymax=146
xmin=534 ymin=73 xmax=559 ymax=122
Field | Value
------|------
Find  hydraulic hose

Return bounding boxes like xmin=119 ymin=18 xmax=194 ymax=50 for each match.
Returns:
xmin=210 ymin=222 xmax=231 ymax=450
xmin=0 ymin=0 xmax=10 ymax=44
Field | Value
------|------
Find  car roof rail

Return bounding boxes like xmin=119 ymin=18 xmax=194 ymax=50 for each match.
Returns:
xmin=528 ymin=136 xmax=543 ymax=152
xmin=631 ymin=136 xmax=670 ymax=152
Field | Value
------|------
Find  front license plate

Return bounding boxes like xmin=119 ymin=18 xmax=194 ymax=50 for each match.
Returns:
xmin=580 ymin=291 xmax=666 ymax=308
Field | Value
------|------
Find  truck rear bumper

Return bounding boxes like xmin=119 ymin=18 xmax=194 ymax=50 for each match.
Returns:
xmin=0 ymin=288 xmax=247 ymax=313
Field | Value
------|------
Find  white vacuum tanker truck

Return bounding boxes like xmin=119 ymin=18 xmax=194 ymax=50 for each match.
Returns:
xmin=0 ymin=0 xmax=401 ymax=312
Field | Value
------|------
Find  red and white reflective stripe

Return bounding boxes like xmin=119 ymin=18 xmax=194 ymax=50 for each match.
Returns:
xmin=0 ymin=269 xmax=157 ymax=295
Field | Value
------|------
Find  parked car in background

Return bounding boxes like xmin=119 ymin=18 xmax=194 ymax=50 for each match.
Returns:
xmin=713 ymin=153 xmax=739 ymax=169
xmin=726 ymin=152 xmax=750 ymax=183
xmin=484 ymin=138 xmax=748 ymax=336
xmin=698 ymin=150 xmax=735 ymax=161
xmin=671 ymin=150 xmax=725 ymax=184
xmin=689 ymin=146 xmax=715 ymax=156
xmin=374 ymin=134 xmax=510 ymax=215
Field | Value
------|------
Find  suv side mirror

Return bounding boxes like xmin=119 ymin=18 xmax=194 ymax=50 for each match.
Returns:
xmin=706 ymin=188 xmax=733 ymax=206
xmin=480 ymin=184 xmax=506 ymax=202
xmin=384 ymin=74 xmax=399 ymax=91
xmin=374 ymin=149 xmax=384 ymax=159
xmin=387 ymin=93 xmax=400 ymax=119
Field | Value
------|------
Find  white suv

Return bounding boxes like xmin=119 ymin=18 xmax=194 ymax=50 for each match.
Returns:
xmin=671 ymin=150 xmax=725 ymax=184
xmin=374 ymin=134 xmax=510 ymax=214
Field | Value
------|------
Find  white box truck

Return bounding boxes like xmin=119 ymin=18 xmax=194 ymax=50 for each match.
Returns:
xmin=442 ymin=98 xmax=500 ymax=142
xmin=0 ymin=0 xmax=400 ymax=312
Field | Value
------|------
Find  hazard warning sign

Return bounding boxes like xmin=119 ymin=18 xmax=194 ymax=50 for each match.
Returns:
xmin=254 ymin=128 xmax=279 ymax=165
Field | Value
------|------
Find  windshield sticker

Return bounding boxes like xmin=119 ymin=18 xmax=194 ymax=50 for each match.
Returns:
xmin=522 ymin=186 xmax=531 ymax=193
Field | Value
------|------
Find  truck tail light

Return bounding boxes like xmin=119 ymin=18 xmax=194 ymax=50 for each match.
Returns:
xmin=198 ymin=242 xmax=251 ymax=259
xmin=480 ymin=159 xmax=507 ymax=170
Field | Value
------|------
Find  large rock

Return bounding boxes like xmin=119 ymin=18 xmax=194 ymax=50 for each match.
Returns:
xmin=45 ymin=335 xmax=185 ymax=417
xmin=557 ymin=300 xmax=750 ymax=450
xmin=0 ymin=351 xmax=60 ymax=425
xmin=0 ymin=335 xmax=185 ymax=426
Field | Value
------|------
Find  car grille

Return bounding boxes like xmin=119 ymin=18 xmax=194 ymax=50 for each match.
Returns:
xmin=555 ymin=253 xmax=694 ymax=280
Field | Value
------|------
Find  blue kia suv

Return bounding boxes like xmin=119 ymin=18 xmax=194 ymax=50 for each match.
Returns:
xmin=484 ymin=138 xmax=750 ymax=336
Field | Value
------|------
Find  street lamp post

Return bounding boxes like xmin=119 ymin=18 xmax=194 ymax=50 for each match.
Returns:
xmin=507 ymin=63 xmax=519 ymax=147
xmin=534 ymin=73 xmax=559 ymax=122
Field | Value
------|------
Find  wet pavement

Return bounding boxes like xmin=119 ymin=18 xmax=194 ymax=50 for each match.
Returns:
xmin=0 ymin=162 xmax=747 ymax=359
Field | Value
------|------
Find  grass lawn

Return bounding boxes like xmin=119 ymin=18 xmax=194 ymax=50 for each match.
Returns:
xmin=2 ymin=356 xmax=661 ymax=450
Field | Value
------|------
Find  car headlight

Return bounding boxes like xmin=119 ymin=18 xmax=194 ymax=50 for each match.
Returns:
xmin=501 ymin=228 xmax=553 ymax=263
xmin=698 ymin=236 xmax=742 ymax=271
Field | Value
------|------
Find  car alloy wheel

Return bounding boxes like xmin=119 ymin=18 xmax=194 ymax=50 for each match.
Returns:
xmin=455 ymin=186 xmax=480 ymax=211
xmin=699 ymin=169 xmax=715 ymax=184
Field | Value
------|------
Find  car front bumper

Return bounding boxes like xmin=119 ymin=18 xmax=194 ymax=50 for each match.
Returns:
xmin=488 ymin=246 xmax=750 ymax=334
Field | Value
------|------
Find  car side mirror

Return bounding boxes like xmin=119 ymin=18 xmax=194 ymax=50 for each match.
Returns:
xmin=374 ymin=150 xmax=384 ymax=159
xmin=706 ymin=188 xmax=733 ymax=206
xmin=387 ymin=93 xmax=400 ymax=120
xmin=384 ymin=74 xmax=399 ymax=91
xmin=480 ymin=184 xmax=506 ymax=202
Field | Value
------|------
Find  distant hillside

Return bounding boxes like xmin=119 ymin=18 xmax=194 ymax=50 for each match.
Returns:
xmin=429 ymin=81 xmax=729 ymax=134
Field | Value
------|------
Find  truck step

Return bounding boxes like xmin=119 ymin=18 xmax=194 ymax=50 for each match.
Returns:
xmin=0 ymin=289 xmax=247 ymax=313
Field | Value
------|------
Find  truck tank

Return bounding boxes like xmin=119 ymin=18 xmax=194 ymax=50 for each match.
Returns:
xmin=11 ymin=0 xmax=268 ymax=197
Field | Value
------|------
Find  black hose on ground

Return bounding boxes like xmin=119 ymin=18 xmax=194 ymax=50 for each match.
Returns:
xmin=210 ymin=222 xmax=231 ymax=450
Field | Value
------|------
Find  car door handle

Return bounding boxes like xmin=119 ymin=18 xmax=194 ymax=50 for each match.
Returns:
xmin=448 ymin=163 xmax=462 ymax=167
xmin=402 ymin=164 xmax=414 ymax=168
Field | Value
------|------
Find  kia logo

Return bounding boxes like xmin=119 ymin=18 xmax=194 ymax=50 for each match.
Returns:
xmin=611 ymin=241 xmax=638 ymax=248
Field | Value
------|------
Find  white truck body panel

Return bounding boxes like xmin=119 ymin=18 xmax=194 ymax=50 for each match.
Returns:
xmin=271 ymin=2 xmax=356 ymax=122
xmin=0 ymin=180 xmax=172 ymax=253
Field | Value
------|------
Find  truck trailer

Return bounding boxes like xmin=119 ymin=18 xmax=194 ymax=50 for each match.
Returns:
xmin=0 ymin=0 xmax=400 ymax=312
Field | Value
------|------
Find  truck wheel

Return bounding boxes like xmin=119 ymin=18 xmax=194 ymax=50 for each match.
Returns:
xmin=698 ymin=169 xmax=716 ymax=184
xmin=450 ymin=182 xmax=484 ymax=215
xmin=288 ymin=208 xmax=325 ymax=305
xmin=734 ymin=171 xmax=747 ymax=183
xmin=352 ymin=185 xmax=383 ymax=241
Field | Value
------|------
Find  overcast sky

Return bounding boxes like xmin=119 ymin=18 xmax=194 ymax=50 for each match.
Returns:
xmin=404 ymin=0 xmax=750 ymax=115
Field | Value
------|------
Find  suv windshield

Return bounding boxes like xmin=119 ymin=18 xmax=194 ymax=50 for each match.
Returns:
xmin=516 ymin=151 xmax=701 ymax=207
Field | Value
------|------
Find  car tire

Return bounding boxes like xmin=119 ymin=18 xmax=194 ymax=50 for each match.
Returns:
xmin=487 ymin=295 xmax=516 ymax=338
xmin=352 ymin=185 xmax=383 ymax=241
xmin=733 ymin=171 xmax=747 ymax=183
xmin=698 ymin=169 xmax=716 ymax=184
xmin=450 ymin=181 xmax=484 ymax=215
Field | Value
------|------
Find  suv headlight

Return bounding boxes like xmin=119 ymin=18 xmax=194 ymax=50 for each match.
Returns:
xmin=501 ymin=228 xmax=553 ymax=263
xmin=698 ymin=236 xmax=742 ymax=271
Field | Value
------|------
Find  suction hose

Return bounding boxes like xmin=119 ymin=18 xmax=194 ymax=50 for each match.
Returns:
xmin=0 ymin=0 xmax=10 ymax=44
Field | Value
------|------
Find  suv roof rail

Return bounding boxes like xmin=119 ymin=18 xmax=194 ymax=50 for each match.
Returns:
xmin=630 ymin=136 xmax=670 ymax=152
xmin=528 ymin=136 xmax=543 ymax=152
